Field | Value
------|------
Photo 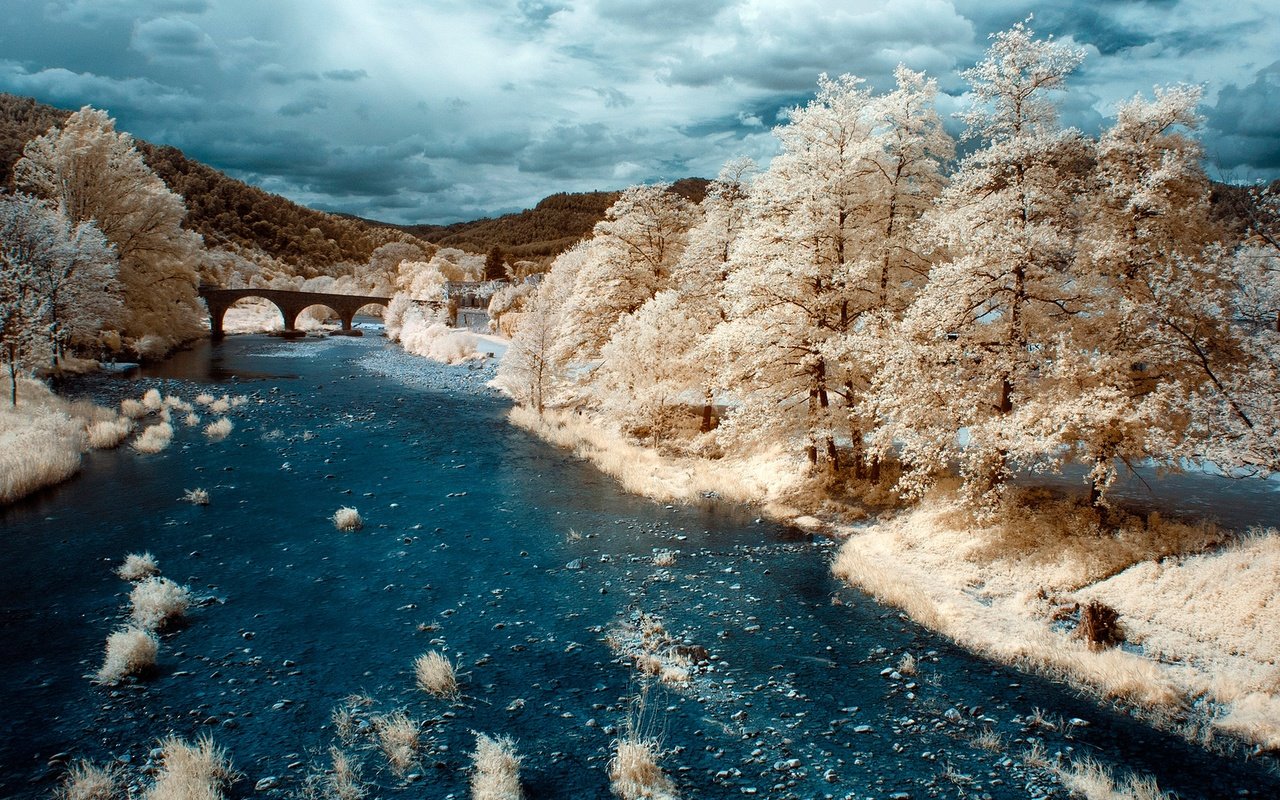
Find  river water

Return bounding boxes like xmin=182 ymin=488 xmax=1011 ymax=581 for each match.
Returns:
xmin=1 ymin=333 xmax=1276 ymax=799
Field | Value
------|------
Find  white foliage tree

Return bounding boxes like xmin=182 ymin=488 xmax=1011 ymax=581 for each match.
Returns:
xmin=14 ymin=106 xmax=203 ymax=352
xmin=872 ymin=22 xmax=1089 ymax=511
xmin=721 ymin=72 xmax=890 ymax=471
xmin=0 ymin=194 xmax=121 ymax=387
xmin=558 ymin=184 xmax=696 ymax=365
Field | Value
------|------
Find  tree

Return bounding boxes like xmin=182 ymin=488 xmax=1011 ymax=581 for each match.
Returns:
xmin=14 ymin=106 xmax=203 ymax=351
xmin=557 ymin=184 xmax=696 ymax=365
xmin=485 ymin=245 xmax=507 ymax=281
xmin=1062 ymin=85 xmax=1241 ymax=501
xmin=873 ymin=22 xmax=1088 ymax=511
xmin=718 ymin=74 xmax=881 ymax=472
xmin=0 ymin=195 xmax=55 ymax=403
xmin=0 ymin=194 xmax=122 ymax=380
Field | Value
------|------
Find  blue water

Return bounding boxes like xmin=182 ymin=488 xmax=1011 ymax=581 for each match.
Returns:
xmin=1 ymin=334 xmax=1276 ymax=799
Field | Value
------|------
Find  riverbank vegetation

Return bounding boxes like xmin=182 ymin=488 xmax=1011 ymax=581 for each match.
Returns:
xmin=496 ymin=22 xmax=1280 ymax=749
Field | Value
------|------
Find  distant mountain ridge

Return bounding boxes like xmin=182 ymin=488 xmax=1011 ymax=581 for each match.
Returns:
xmin=376 ymin=177 xmax=712 ymax=259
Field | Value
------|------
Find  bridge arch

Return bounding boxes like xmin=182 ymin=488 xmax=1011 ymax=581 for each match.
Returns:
xmin=198 ymin=286 xmax=392 ymax=339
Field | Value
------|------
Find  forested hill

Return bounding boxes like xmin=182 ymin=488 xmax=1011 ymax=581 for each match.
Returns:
xmin=0 ymin=94 xmax=424 ymax=274
xmin=385 ymin=177 xmax=711 ymax=258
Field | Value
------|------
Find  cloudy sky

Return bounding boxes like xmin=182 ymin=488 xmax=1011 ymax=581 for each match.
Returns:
xmin=2 ymin=0 xmax=1277 ymax=224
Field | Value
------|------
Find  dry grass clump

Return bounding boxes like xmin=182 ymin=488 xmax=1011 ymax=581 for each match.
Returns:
xmin=87 ymin=418 xmax=133 ymax=449
xmin=897 ymin=652 xmax=917 ymax=676
xmin=132 ymin=422 xmax=174 ymax=454
xmin=372 ymin=711 xmax=420 ymax=776
xmin=55 ymin=760 xmax=120 ymax=800
xmin=652 ymin=549 xmax=677 ymax=568
xmin=182 ymin=412 xmax=201 ymax=428
xmin=130 ymin=577 xmax=192 ymax=631
xmin=95 ymin=626 xmax=158 ymax=683
xmin=208 ymin=396 xmax=231 ymax=415
xmin=469 ymin=733 xmax=522 ymax=800
xmin=141 ymin=388 xmax=163 ymax=410
xmin=183 ymin=488 xmax=210 ymax=506
xmin=0 ymin=405 xmax=84 ymax=504
xmin=120 ymin=398 xmax=148 ymax=419
xmin=414 ymin=650 xmax=459 ymax=697
xmin=970 ymin=729 xmax=1004 ymax=752
xmin=143 ymin=734 xmax=237 ymax=800
xmin=1054 ymin=757 xmax=1170 ymax=800
xmin=608 ymin=735 xmax=678 ymax=800
xmin=195 ymin=393 xmax=215 ymax=406
xmin=117 ymin=552 xmax=159 ymax=581
xmin=332 ymin=506 xmax=363 ymax=531
xmin=203 ymin=417 xmax=233 ymax=441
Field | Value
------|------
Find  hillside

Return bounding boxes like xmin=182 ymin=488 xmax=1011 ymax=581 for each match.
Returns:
xmin=0 ymin=94 xmax=425 ymax=276
xmin=391 ymin=177 xmax=711 ymax=259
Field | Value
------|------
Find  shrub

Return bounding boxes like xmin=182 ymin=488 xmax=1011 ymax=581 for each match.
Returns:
xmin=1078 ymin=600 xmax=1124 ymax=649
xmin=95 ymin=626 xmax=158 ymax=683
xmin=55 ymin=760 xmax=119 ymax=800
xmin=143 ymin=735 xmax=237 ymax=800
xmin=414 ymin=650 xmax=458 ymax=697
xmin=208 ymin=397 xmax=231 ymax=415
xmin=203 ymin=417 xmax=233 ymax=442
xmin=120 ymin=398 xmax=147 ymax=419
xmin=183 ymin=488 xmax=210 ymax=505
xmin=195 ymin=393 xmax=215 ymax=406
xmin=372 ymin=711 xmax=420 ymax=776
xmin=141 ymin=388 xmax=163 ymax=411
xmin=130 ymin=576 xmax=192 ymax=631
xmin=117 ymin=552 xmax=159 ymax=581
xmin=469 ymin=733 xmax=522 ymax=800
xmin=133 ymin=422 xmax=174 ymax=454
xmin=183 ymin=412 xmax=201 ymax=428
xmin=87 ymin=419 xmax=132 ymax=449
xmin=332 ymin=506 xmax=363 ymax=531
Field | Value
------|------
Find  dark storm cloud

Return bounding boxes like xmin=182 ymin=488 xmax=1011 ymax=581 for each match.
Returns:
xmin=1208 ymin=61 xmax=1280 ymax=172
xmin=322 ymin=69 xmax=368 ymax=82
xmin=516 ymin=122 xmax=641 ymax=178
xmin=3 ymin=0 xmax=1276 ymax=223
xmin=130 ymin=17 xmax=218 ymax=61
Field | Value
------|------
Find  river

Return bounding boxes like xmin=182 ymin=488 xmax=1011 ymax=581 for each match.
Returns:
xmin=1 ymin=333 xmax=1276 ymax=799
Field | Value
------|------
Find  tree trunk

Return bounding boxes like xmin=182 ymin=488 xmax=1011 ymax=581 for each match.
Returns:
xmin=8 ymin=356 xmax=16 ymax=408
xmin=700 ymin=388 xmax=715 ymax=432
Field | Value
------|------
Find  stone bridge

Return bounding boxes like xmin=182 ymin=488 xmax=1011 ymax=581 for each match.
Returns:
xmin=198 ymin=286 xmax=394 ymax=339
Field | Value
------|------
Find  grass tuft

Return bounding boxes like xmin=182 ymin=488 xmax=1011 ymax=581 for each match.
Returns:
xmin=129 ymin=576 xmax=192 ymax=631
xmin=332 ymin=506 xmax=363 ymax=531
xmin=415 ymin=650 xmax=459 ymax=698
xmin=372 ymin=711 xmax=420 ymax=777
xmin=183 ymin=488 xmax=210 ymax=505
xmin=203 ymin=417 xmax=233 ymax=442
xmin=132 ymin=422 xmax=174 ymax=454
xmin=87 ymin=419 xmax=132 ymax=449
xmin=1055 ymin=756 xmax=1170 ymax=800
xmin=117 ymin=552 xmax=159 ymax=581
xmin=469 ymin=733 xmax=522 ymax=800
xmin=95 ymin=626 xmax=158 ymax=683
xmin=142 ymin=734 xmax=237 ymax=800
xmin=55 ymin=760 xmax=120 ymax=800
